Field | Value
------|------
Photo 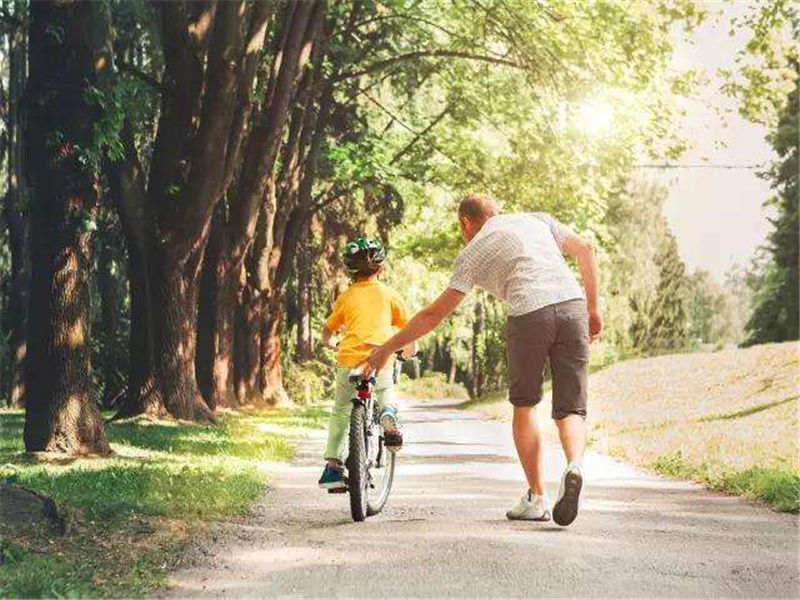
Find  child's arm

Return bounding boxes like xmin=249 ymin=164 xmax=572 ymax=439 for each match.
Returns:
xmin=321 ymin=324 xmax=337 ymax=350
xmin=323 ymin=295 xmax=345 ymax=350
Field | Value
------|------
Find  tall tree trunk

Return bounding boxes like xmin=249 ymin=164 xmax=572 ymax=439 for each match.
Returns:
xmin=196 ymin=204 xmax=236 ymax=410
xmin=121 ymin=246 xmax=163 ymax=417
xmin=235 ymin=281 xmax=262 ymax=404
xmin=5 ymin=17 xmax=29 ymax=408
xmin=295 ymin=227 xmax=313 ymax=362
xmin=153 ymin=250 xmax=215 ymax=422
xmin=226 ymin=0 xmax=325 ymax=403
xmin=105 ymin=121 xmax=163 ymax=418
xmin=23 ymin=0 xmax=109 ymax=454
xmin=259 ymin=292 xmax=286 ymax=405
xmin=111 ymin=0 xmax=258 ymax=421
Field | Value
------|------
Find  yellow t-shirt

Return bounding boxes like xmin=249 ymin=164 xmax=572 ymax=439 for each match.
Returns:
xmin=325 ymin=280 xmax=410 ymax=367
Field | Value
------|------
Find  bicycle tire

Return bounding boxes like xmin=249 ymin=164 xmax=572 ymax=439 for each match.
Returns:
xmin=366 ymin=445 xmax=395 ymax=516
xmin=347 ymin=403 xmax=369 ymax=522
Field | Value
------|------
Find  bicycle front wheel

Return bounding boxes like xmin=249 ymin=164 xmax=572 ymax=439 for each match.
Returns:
xmin=347 ymin=403 xmax=369 ymax=522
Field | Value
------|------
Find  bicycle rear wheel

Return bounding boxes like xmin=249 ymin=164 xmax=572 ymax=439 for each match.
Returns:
xmin=347 ymin=403 xmax=368 ymax=522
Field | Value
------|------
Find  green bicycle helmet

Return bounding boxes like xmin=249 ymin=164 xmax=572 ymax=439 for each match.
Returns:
xmin=343 ymin=237 xmax=386 ymax=277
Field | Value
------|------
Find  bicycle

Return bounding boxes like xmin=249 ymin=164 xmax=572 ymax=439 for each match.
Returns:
xmin=331 ymin=352 xmax=417 ymax=522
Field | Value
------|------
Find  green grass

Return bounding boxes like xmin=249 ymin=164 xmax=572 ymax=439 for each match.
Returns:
xmin=652 ymin=451 xmax=800 ymax=513
xmin=457 ymin=389 xmax=507 ymax=410
xmin=397 ymin=373 xmax=469 ymax=400
xmin=0 ymin=406 xmax=321 ymax=599
xmin=457 ymin=381 xmax=553 ymax=410
xmin=698 ymin=395 xmax=797 ymax=423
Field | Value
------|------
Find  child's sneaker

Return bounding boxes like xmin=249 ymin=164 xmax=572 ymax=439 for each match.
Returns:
xmin=380 ymin=407 xmax=403 ymax=450
xmin=318 ymin=463 xmax=346 ymax=490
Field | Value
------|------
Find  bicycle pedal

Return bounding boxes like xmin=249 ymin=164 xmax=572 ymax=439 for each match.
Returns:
xmin=328 ymin=487 xmax=348 ymax=494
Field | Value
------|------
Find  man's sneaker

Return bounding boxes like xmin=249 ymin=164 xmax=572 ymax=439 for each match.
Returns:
xmin=553 ymin=463 xmax=583 ymax=526
xmin=380 ymin=407 xmax=403 ymax=450
xmin=318 ymin=464 xmax=346 ymax=490
xmin=506 ymin=491 xmax=551 ymax=521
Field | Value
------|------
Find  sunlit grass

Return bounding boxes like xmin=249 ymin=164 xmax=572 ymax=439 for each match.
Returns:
xmin=0 ymin=405 xmax=319 ymax=599
xmin=587 ymin=344 xmax=799 ymax=512
xmin=653 ymin=452 xmax=800 ymax=513
xmin=398 ymin=373 xmax=469 ymax=400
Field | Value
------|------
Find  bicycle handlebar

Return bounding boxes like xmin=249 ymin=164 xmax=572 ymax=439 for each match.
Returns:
xmin=394 ymin=350 xmax=423 ymax=363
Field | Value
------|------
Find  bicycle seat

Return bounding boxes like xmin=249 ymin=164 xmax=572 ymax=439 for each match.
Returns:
xmin=348 ymin=369 xmax=376 ymax=386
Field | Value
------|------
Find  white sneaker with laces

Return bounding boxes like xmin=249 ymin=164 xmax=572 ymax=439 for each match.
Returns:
xmin=506 ymin=491 xmax=551 ymax=521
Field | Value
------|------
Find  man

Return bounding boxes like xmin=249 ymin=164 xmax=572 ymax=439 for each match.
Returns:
xmin=362 ymin=193 xmax=602 ymax=526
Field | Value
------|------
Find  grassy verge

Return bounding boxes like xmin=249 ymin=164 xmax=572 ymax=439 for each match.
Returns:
xmin=397 ymin=373 xmax=469 ymax=400
xmin=0 ymin=406 xmax=327 ymax=599
xmin=587 ymin=343 xmax=799 ymax=513
xmin=652 ymin=452 xmax=799 ymax=513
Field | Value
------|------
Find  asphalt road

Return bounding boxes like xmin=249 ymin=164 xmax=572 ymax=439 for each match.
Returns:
xmin=162 ymin=398 xmax=800 ymax=598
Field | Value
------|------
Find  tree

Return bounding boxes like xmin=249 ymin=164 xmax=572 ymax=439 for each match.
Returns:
xmin=631 ymin=230 xmax=690 ymax=354
xmin=684 ymin=270 xmax=737 ymax=347
xmin=744 ymin=60 xmax=799 ymax=345
xmin=194 ymin=0 xmax=326 ymax=409
xmin=106 ymin=0 xmax=324 ymax=420
xmin=721 ymin=1 xmax=798 ymax=347
xmin=2 ymin=1 xmax=29 ymax=408
xmin=22 ymin=0 xmax=109 ymax=454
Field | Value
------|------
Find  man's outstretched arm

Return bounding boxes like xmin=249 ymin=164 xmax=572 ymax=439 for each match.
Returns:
xmin=362 ymin=288 xmax=466 ymax=373
xmin=561 ymin=233 xmax=603 ymax=340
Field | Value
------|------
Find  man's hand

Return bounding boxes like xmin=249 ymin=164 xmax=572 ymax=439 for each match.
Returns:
xmin=589 ymin=310 xmax=603 ymax=342
xmin=361 ymin=344 xmax=394 ymax=376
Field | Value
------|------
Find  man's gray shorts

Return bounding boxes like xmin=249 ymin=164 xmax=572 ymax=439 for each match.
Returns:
xmin=506 ymin=298 xmax=589 ymax=419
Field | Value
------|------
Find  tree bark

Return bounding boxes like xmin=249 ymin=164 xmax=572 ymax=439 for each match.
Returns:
xmin=152 ymin=252 xmax=215 ymax=422
xmin=295 ymin=225 xmax=313 ymax=362
xmin=235 ymin=280 xmax=262 ymax=404
xmin=259 ymin=292 xmax=286 ymax=405
xmin=104 ymin=120 xmax=164 ymax=418
xmin=196 ymin=204 xmax=236 ymax=410
xmin=4 ymin=16 xmax=29 ymax=408
xmin=23 ymin=0 xmax=109 ymax=454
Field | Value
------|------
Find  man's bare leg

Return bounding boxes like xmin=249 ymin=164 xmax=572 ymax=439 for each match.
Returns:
xmin=512 ymin=406 xmax=545 ymax=496
xmin=552 ymin=414 xmax=586 ymax=526
xmin=554 ymin=414 xmax=587 ymax=465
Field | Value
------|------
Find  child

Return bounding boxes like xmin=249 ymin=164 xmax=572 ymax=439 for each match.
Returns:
xmin=318 ymin=237 xmax=415 ymax=490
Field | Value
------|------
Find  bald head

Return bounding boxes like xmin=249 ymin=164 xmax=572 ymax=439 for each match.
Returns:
xmin=458 ymin=194 xmax=499 ymax=242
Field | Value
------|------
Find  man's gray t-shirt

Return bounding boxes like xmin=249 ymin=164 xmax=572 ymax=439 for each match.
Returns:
xmin=448 ymin=213 xmax=584 ymax=316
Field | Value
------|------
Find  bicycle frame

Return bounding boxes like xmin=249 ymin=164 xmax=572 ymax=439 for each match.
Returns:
xmin=348 ymin=374 xmax=385 ymax=469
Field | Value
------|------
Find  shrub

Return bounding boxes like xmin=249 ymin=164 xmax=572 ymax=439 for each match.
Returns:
xmin=283 ymin=360 xmax=336 ymax=404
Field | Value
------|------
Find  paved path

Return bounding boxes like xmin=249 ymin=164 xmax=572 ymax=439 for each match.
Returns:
xmin=163 ymin=399 xmax=799 ymax=598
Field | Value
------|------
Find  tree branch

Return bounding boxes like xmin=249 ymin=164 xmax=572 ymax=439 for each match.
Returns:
xmin=0 ymin=11 xmax=22 ymax=32
xmin=390 ymin=103 xmax=451 ymax=162
xmin=117 ymin=59 xmax=161 ymax=90
xmin=335 ymin=49 xmax=528 ymax=81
